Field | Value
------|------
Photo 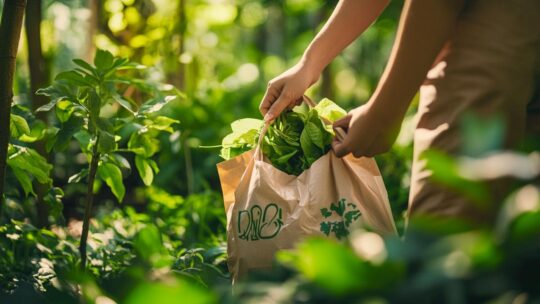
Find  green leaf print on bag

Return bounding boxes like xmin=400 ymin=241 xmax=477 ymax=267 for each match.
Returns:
xmin=319 ymin=199 xmax=361 ymax=240
xmin=238 ymin=203 xmax=284 ymax=241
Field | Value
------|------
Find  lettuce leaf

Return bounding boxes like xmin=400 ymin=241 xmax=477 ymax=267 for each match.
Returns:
xmin=220 ymin=98 xmax=346 ymax=176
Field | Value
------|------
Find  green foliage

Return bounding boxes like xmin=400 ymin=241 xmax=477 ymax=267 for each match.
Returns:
xmin=4 ymin=105 xmax=54 ymax=199
xmin=220 ymin=99 xmax=346 ymax=176
xmin=37 ymin=49 xmax=179 ymax=202
xmin=97 ymin=162 xmax=125 ymax=202
xmin=219 ymin=118 xmax=264 ymax=160
xmin=278 ymin=237 xmax=404 ymax=296
xmin=9 ymin=114 xmax=30 ymax=139
xmin=0 ymin=190 xmax=227 ymax=302
xmin=7 ymin=144 xmax=52 ymax=197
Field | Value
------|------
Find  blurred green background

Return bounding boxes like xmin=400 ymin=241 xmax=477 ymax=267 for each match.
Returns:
xmin=2 ymin=0 xmax=539 ymax=303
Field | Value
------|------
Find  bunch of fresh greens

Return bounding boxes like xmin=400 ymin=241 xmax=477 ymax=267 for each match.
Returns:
xmin=220 ymin=98 xmax=346 ymax=175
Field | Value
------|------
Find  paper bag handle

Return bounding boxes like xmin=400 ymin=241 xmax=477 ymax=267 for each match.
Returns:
xmin=254 ymin=122 xmax=270 ymax=160
xmin=302 ymin=95 xmax=347 ymax=142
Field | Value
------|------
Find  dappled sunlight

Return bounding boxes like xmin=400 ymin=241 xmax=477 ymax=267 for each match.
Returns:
xmin=459 ymin=151 xmax=540 ymax=180
xmin=350 ymin=230 xmax=387 ymax=264
xmin=1 ymin=0 xmax=539 ymax=303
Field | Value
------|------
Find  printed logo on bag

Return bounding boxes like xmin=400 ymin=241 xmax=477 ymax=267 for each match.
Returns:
xmin=237 ymin=203 xmax=284 ymax=241
xmin=319 ymin=198 xmax=361 ymax=240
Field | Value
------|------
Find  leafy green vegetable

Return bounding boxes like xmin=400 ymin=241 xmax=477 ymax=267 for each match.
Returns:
xmin=220 ymin=98 xmax=346 ymax=175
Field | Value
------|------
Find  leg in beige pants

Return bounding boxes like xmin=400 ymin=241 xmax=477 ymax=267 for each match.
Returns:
xmin=407 ymin=0 xmax=540 ymax=224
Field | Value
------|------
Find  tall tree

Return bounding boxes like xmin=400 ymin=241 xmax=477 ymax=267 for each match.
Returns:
xmin=84 ymin=0 xmax=98 ymax=62
xmin=0 ymin=0 xmax=28 ymax=204
xmin=25 ymin=0 xmax=50 ymax=227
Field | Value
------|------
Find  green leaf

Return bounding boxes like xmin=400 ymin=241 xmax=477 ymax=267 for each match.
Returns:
xmin=131 ymin=225 xmax=171 ymax=268
xmin=55 ymin=70 xmax=93 ymax=87
xmin=68 ymin=169 xmax=89 ymax=184
xmin=108 ymin=153 xmax=131 ymax=171
xmin=74 ymin=130 xmax=92 ymax=152
xmin=87 ymin=90 xmax=101 ymax=120
xmin=128 ymin=133 xmax=160 ymax=157
xmin=35 ymin=98 xmax=60 ymax=112
xmin=36 ymin=82 xmax=78 ymax=113
xmin=97 ymin=162 xmax=125 ymax=202
xmin=219 ymin=118 xmax=263 ymax=160
xmin=313 ymin=98 xmax=347 ymax=123
xmin=53 ymin=114 xmax=84 ymax=152
xmin=113 ymin=94 xmax=135 ymax=114
xmin=7 ymin=145 xmax=52 ymax=185
xmin=96 ymin=117 xmax=115 ymax=134
xmin=125 ymin=280 xmax=215 ymax=304
xmin=138 ymin=95 xmax=177 ymax=114
xmin=98 ymin=131 xmax=116 ymax=153
xmin=55 ymin=100 xmax=75 ymax=123
xmin=305 ymin=121 xmax=324 ymax=148
xmin=277 ymin=238 xmax=404 ymax=295
xmin=149 ymin=116 xmax=179 ymax=133
xmin=135 ymin=155 xmax=154 ymax=186
xmin=94 ymin=49 xmax=114 ymax=71
xmin=231 ymin=118 xmax=264 ymax=134
xmin=10 ymin=114 xmax=31 ymax=138
xmin=11 ymin=167 xmax=34 ymax=196
xmin=73 ymin=59 xmax=97 ymax=75
xmin=148 ymin=159 xmax=159 ymax=174
xmin=19 ymin=120 xmax=47 ymax=143
xmin=43 ymin=187 xmax=64 ymax=221
xmin=44 ymin=128 xmax=59 ymax=153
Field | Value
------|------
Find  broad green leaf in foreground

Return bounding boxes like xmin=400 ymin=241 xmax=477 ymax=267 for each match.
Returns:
xmin=313 ymin=98 xmax=347 ymax=123
xmin=135 ymin=155 xmax=156 ymax=186
xmin=7 ymin=144 xmax=52 ymax=185
xmin=97 ymin=162 xmax=125 ymax=202
xmin=10 ymin=114 xmax=31 ymax=139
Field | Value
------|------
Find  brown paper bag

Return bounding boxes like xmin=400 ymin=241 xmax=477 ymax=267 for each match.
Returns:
xmin=217 ymin=123 xmax=397 ymax=282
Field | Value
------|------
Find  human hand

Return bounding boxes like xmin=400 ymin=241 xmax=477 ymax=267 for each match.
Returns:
xmin=259 ymin=62 xmax=320 ymax=122
xmin=332 ymin=103 xmax=402 ymax=158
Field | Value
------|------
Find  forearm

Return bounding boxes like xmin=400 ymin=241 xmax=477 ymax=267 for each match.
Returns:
xmin=369 ymin=0 xmax=464 ymax=119
xmin=302 ymin=0 xmax=389 ymax=75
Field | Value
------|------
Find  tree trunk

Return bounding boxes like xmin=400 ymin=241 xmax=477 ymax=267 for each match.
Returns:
xmin=84 ymin=0 xmax=98 ymax=62
xmin=176 ymin=0 xmax=194 ymax=193
xmin=316 ymin=4 xmax=334 ymax=101
xmin=176 ymin=0 xmax=186 ymax=91
xmin=25 ymin=0 xmax=50 ymax=227
xmin=0 ymin=0 xmax=28 ymax=204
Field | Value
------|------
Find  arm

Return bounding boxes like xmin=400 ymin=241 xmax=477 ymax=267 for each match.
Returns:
xmin=260 ymin=0 xmax=389 ymax=121
xmin=333 ymin=0 xmax=465 ymax=158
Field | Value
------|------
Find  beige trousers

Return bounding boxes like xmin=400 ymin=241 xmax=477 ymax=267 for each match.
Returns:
xmin=408 ymin=0 xmax=540 ymax=224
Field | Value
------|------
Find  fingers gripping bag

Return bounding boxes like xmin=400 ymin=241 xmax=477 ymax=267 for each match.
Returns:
xmin=217 ymin=97 xmax=396 ymax=283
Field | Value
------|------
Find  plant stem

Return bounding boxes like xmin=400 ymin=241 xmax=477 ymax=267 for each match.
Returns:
xmin=79 ymin=134 xmax=100 ymax=270
xmin=0 ymin=0 xmax=27 ymax=206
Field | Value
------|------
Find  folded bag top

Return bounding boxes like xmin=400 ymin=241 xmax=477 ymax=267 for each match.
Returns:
xmin=217 ymin=96 xmax=396 ymax=282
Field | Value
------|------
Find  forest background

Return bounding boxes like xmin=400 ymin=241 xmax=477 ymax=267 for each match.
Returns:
xmin=1 ymin=0 xmax=539 ymax=303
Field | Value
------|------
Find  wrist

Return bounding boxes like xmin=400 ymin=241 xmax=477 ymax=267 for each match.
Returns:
xmin=299 ymin=52 xmax=325 ymax=84
xmin=366 ymin=94 xmax=407 ymax=126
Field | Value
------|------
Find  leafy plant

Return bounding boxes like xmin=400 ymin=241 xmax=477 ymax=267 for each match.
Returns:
xmin=4 ymin=105 xmax=53 ymax=199
xmin=220 ymin=98 xmax=346 ymax=175
xmin=36 ymin=49 xmax=180 ymax=269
